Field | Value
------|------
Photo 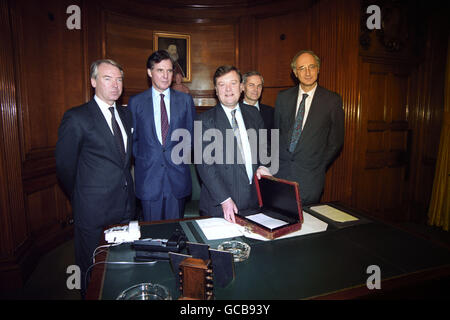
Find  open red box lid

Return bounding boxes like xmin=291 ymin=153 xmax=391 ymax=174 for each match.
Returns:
xmin=254 ymin=175 xmax=304 ymax=224
xmin=235 ymin=175 xmax=303 ymax=239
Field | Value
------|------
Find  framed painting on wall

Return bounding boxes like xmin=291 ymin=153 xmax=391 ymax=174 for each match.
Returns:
xmin=153 ymin=31 xmax=191 ymax=82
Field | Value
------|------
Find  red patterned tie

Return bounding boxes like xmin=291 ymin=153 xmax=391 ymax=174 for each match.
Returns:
xmin=160 ymin=93 xmax=169 ymax=145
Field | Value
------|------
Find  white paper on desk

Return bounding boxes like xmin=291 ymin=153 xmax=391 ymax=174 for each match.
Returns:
xmin=195 ymin=218 xmax=245 ymax=240
xmin=245 ymin=213 xmax=289 ymax=229
xmin=242 ymin=211 xmax=328 ymax=241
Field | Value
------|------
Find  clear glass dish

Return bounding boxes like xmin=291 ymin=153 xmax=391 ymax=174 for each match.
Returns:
xmin=217 ymin=240 xmax=251 ymax=262
xmin=116 ymin=283 xmax=171 ymax=300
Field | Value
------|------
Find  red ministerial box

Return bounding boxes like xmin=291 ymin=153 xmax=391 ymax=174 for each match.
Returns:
xmin=235 ymin=175 xmax=303 ymax=240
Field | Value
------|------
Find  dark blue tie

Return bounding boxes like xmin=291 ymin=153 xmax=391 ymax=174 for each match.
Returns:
xmin=289 ymin=93 xmax=308 ymax=153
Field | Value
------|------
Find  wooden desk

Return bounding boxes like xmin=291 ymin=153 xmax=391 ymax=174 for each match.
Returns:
xmin=86 ymin=208 xmax=450 ymax=300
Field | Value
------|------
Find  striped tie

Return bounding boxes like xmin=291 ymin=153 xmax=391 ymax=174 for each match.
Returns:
xmin=231 ymin=109 xmax=253 ymax=183
xmin=160 ymin=93 xmax=169 ymax=145
xmin=231 ymin=109 xmax=245 ymax=163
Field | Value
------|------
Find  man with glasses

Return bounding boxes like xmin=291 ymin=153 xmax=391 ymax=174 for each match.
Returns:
xmin=129 ymin=50 xmax=196 ymax=221
xmin=274 ymin=50 xmax=344 ymax=205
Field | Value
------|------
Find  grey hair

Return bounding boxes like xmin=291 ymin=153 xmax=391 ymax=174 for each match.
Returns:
xmin=242 ymin=71 xmax=264 ymax=86
xmin=290 ymin=50 xmax=321 ymax=71
xmin=90 ymin=59 xmax=124 ymax=79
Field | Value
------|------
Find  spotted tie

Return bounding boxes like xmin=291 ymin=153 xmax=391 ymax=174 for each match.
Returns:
xmin=289 ymin=93 xmax=308 ymax=153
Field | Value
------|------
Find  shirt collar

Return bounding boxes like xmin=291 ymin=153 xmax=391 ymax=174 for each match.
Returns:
xmin=244 ymin=99 xmax=260 ymax=111
xmin=221 ymin=103 xmax=241 ymax=115
xmin=94 ymin=95 xmax=116 ymax=111
xmin=152 ymin=87 xmax=170 ymax=99
xmin=299 ymin=83 xmax=318 ymax=99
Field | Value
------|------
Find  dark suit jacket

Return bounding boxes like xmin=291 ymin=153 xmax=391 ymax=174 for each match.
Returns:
xmin=242 ymin=102 xmax=274 ymax=130
xmin=55 ymin=99 xmax=136 ymax=230
xmin=195 ymin=103 xmax=265 ymax=217
xmin=259 ymin=103 xmax=274 ymax=130
xmin=274 ymin=85 xmax=344 ymax=205
xmin=129 ymin=88 xmax=196 ymax=201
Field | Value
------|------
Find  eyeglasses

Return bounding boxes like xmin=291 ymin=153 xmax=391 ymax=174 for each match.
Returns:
xmin=296 ymin=64 xmax=318 ymax=73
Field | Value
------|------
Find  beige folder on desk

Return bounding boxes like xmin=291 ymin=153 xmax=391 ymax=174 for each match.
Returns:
xmin=309 ymin=205 xmax=359 ymax=223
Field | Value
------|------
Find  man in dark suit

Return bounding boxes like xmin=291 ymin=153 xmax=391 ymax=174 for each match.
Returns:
xmin=129 ymin=50 xmax=196 ymax=222
xmin=242 ymin=71 xmax=274 ymax=131
xmin=196 ymin=65 xmax=270 ymax=223
xmin=274 ymin=50 xmax=345 ymax=205
xmin=55 ymin=59 xmax=136 ymax=297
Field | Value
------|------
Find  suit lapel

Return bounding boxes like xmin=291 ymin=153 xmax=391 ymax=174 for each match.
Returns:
xmin=167 ymin=89 xmax=178 ymax=147
xmin=240 ymin=103 xmax=253 ymax=132
xmin=287 ymin=87 xmax=299 ymax=128
xmin=240 ymin=104 xmax=258 ymax=169
xmin=286 ymin=87 xmax=300 ymax=139
xmin=298 ymin=86 xmax=323 ymax=144
xmin=214 ymin=104 xmax=233 ymax=132
xmin=145 ymin=90 xmax=160 ymax=145
xmin=117 ymin=106 xmax=132 ymax=166
xmin=88 ymin=99 xmax=124 ymax=166
xmin=215 ymin=104 xmax=248 ymax=177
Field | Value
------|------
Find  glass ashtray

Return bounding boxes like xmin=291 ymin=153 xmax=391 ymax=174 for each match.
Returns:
xmin=116 ymin=283 xmax=171 ymax=300
xmin=217 ymin=240 xmax=251 ymax=262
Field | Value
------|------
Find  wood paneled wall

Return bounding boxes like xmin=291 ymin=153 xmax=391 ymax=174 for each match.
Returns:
xmin=353 ymin=1 xmax=448 ymax=222
xmin=0 ymin=0 xmax=447 ymax=289
xmin=1 ymin=0 xmax=85 ymax=289
xmin=407 ymin=11 xmax=448 ymax=223
xmin=103 ymin=10 xmax=237 ymax=106
xmin=0 ymin=0 xmax=27 ymax=286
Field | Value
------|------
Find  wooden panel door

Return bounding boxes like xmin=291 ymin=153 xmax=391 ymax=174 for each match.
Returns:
xmin=354 ymin=59 xmax=412 ymax=221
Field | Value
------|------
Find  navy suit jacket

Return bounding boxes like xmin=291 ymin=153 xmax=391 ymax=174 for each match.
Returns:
xmin=274 ymin=85 xmax=344 ymax=205
xmin=259 ymin=103 xmax=274 ymax=130
xmin=129 ymin=88 xmax=196 ymax=201
xmin=195 ymin=103 xmax=265 ymax=217
xmin=55 ymin=99 xmax=136 ymax=230
xmin=242 ymin=102 xmax=274 ymax=130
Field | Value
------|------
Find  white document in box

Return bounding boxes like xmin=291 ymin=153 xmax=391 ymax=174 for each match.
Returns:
xmin=242 ymin=211 xmax=328 ymax=241
xmin=245 ymin=213 xmax=289 ymax=229
xmin=195 ymin=218 xmax=245 ymax=240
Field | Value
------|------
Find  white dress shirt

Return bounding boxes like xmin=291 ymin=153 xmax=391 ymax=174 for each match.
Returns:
xmin=94 ymin=95 xmax=127 ymax=152
xmin=295 ymin=83 xmax=318 ymax=130
xmin=244 ymin=99 xmax=260 ymax=111
xmin=152 ymin=87 xmax=171 ymax=145
xmin=221 ymin=104 xmax=254 ymax=184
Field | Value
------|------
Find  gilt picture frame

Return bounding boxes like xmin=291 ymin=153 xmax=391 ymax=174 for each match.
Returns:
xmin=153 ymin=31 xmax=191 ymax=82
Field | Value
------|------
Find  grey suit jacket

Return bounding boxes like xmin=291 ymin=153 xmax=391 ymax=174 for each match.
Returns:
xmin=195 ymin=103 xmax=265 ymax=217
xmin=274 ymin=85 xmax=344 ymax=205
